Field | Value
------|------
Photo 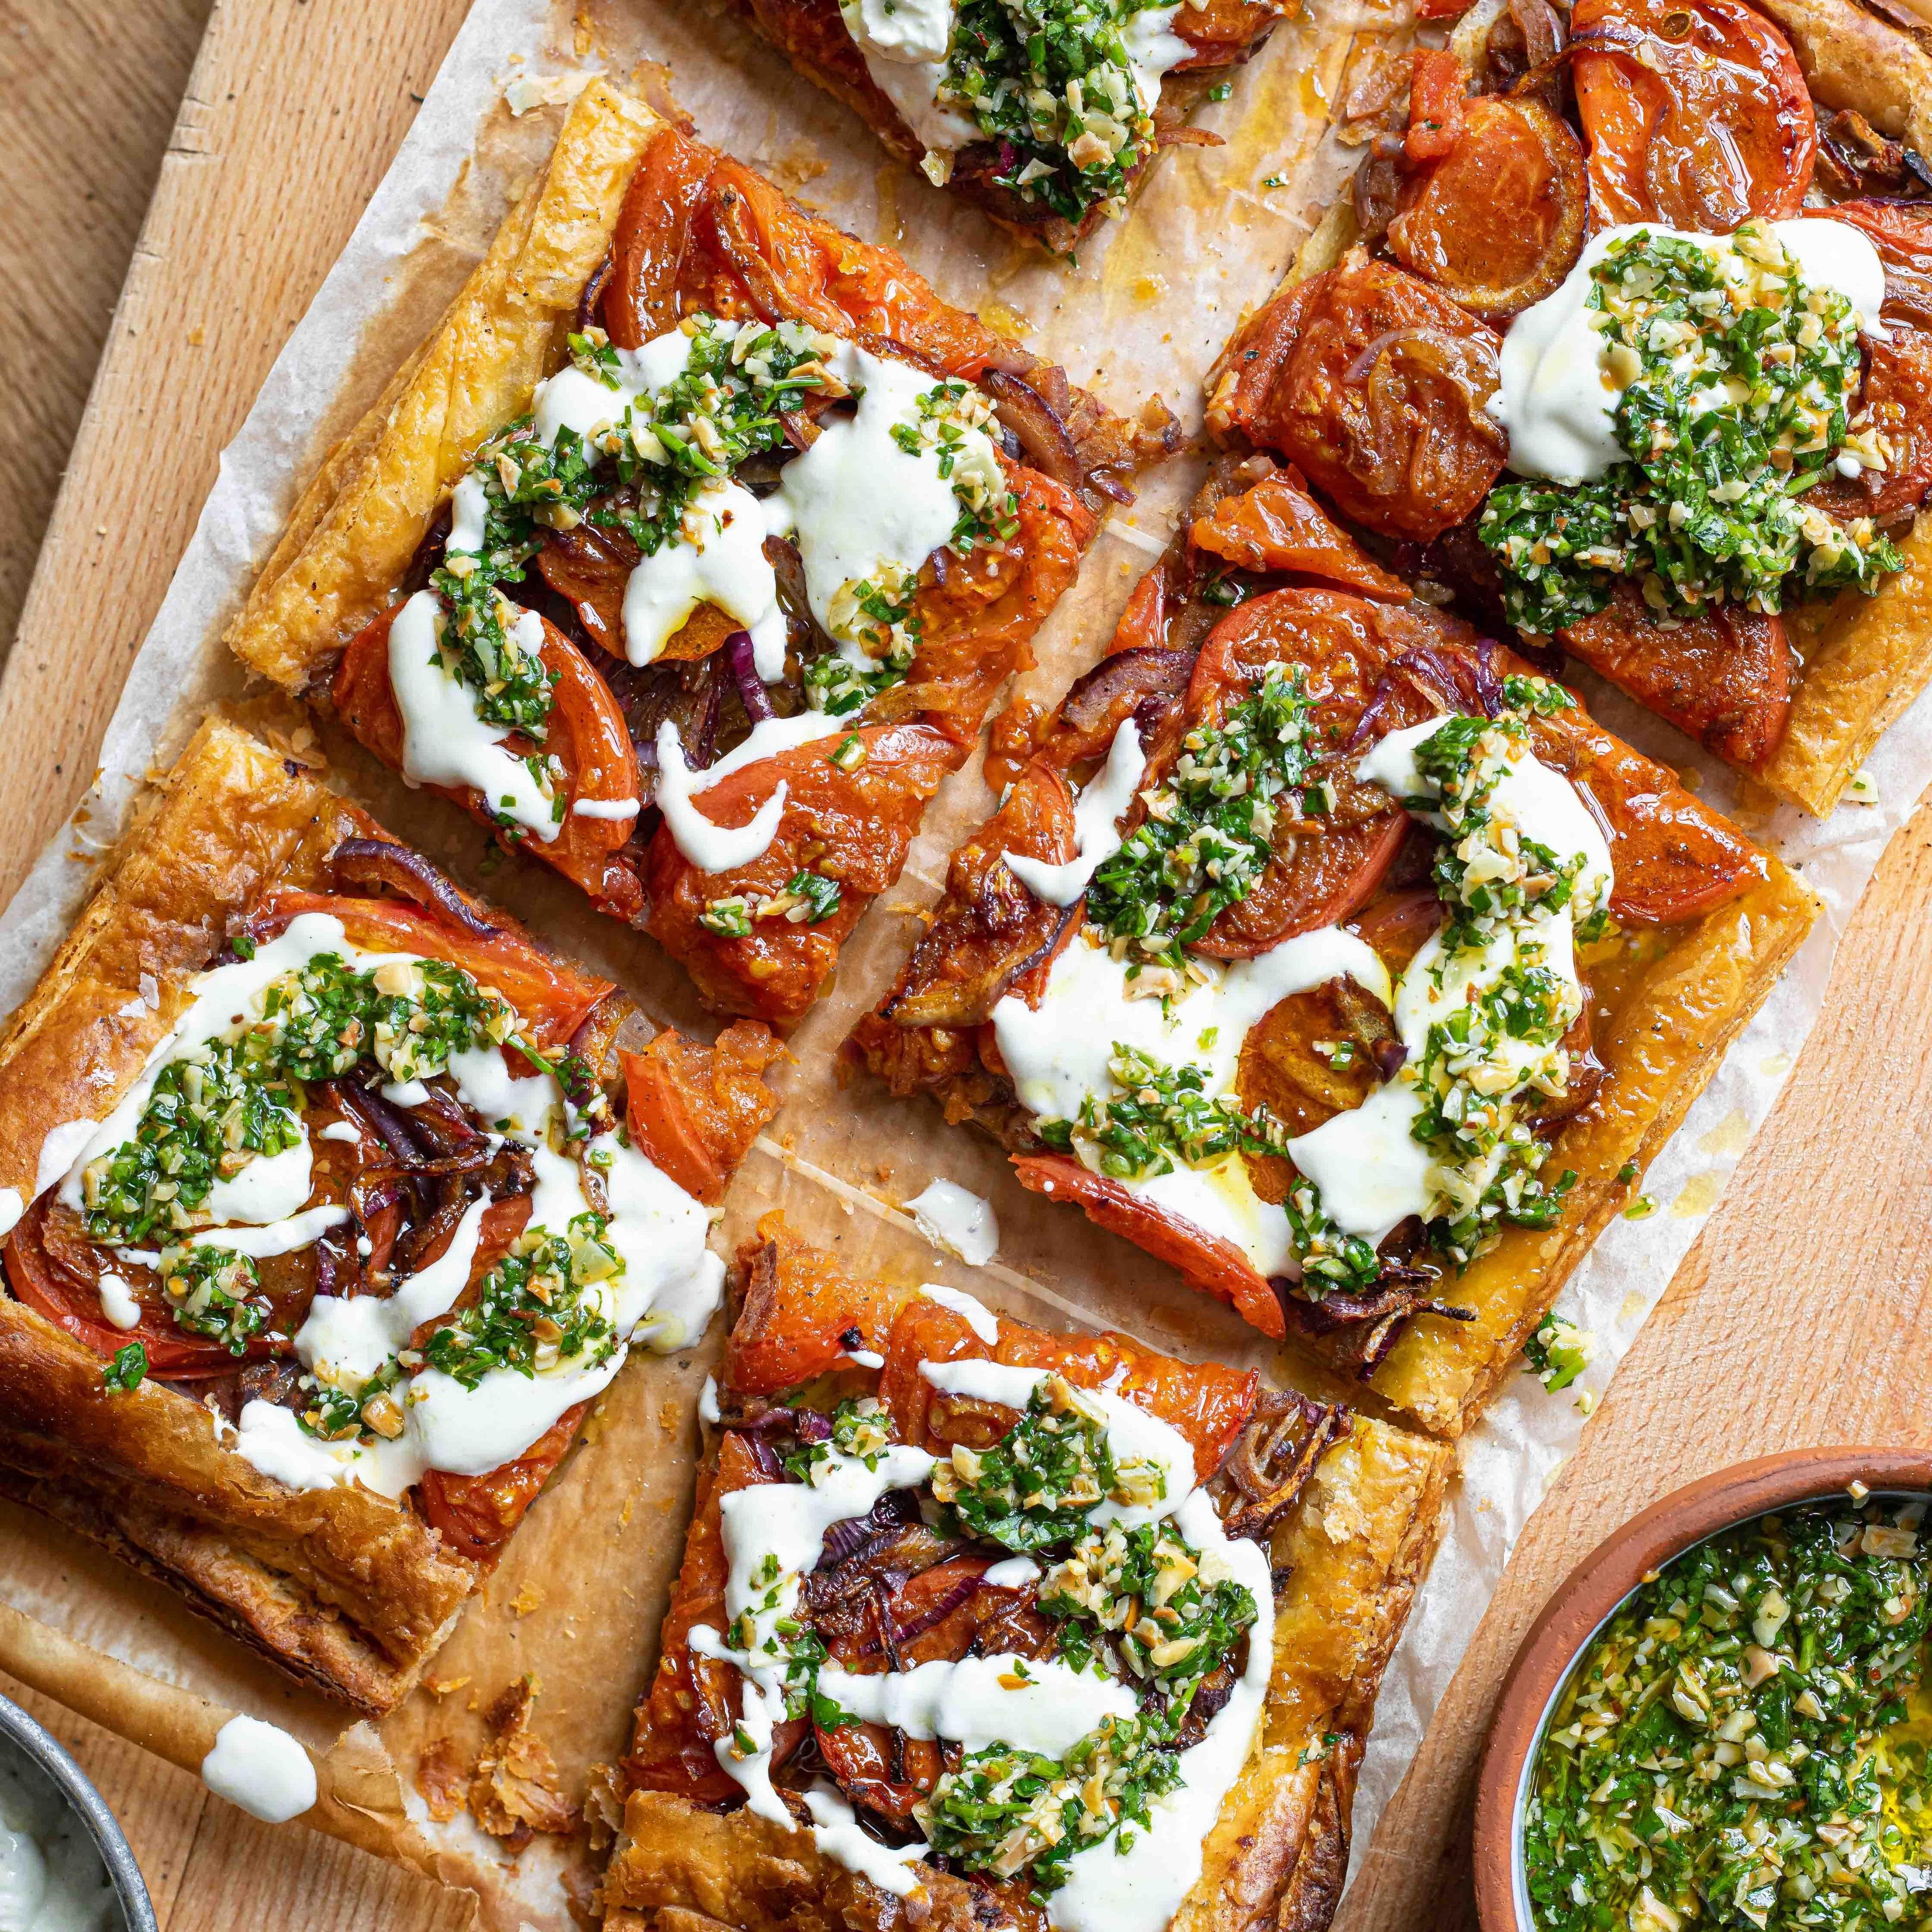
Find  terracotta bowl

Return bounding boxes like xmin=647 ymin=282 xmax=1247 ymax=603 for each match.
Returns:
xmin=1471 ymin=1446 xmax=1932 ymax=1932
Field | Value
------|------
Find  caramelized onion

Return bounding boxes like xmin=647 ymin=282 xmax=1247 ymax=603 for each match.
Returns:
xmin=983 ymin=369 xmax=1081 ymax=488
xmin=723 ymin=630 xmax=776 ymax=725
xmin=329 ymin=837 xmax=500 ymax=938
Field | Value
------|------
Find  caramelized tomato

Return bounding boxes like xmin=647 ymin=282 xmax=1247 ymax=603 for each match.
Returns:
xmin=1188 ymin=465 xmax=1412 ymax=600
xmin=419 ymin=1405 xmax=587 ymax=1562
xmin=334 ymin=603 xmax=643 ymax=922
xmin=1210 ymin=251 xmax=1506 ymax=542
xmin=620 ymin=1021 xmax=782 ymax=1204
xmin=1387 ymin=97 xmax=1588 ymax=321
xmin=1572 ymin=0 xmax=1815 ymax=230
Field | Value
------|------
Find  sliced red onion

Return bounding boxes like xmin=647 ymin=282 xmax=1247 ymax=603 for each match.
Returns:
xmin=724 ymin=630 xmax=777 ymax=726
xmin=983 ymin=370 xmax=1081 ymax=488
xmin=330 ymin=837 xmax=500 ymax=938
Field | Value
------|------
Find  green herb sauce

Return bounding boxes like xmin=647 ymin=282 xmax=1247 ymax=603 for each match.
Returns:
xmin=1525 ymin=1500 xmax=1932 ymax=1932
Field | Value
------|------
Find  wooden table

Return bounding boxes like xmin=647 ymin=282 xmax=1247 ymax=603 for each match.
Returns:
xmin=7 ymin=3 xmax=1932 ymax=1931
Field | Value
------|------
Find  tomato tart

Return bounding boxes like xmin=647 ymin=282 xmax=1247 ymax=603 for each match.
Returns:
xmin=1206 ymin=0 xmax=1932 ymax=813
xmin=226 ymin=84 xmax=1158 ymax=1027
xmin=717 ymin=0 xmax=1296 ymax=254
xmin=846 ymin=460 xmax=1818 ymax=1435
xmin=0 ymin=715 xmax=777 ymax=1715
xmin=599 ymin=1218 xmax=1448 ymax=1932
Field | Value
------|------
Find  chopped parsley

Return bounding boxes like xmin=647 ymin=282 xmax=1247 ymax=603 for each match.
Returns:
xmin=1522 ymin=1312 xmax=1593 ymax=1394
xmin=1087 ymin=664 xmax=1318 ymax=970
xmin=101 ymin=1341 xmax=147 ymax=1393
xmin=1525 ymin=1502 xmax=1932 ymax=1932
xmin=930 ymin=1373 xmax=1165 ymax=1551
xmin=940 ymin=0 xmax=1180 ymax=226
xmin=698 ymin=870 xmax=844 ymax=938
xmin=153 ymin=1245 xmax=273 ymax=1356
xmin=1481 ymin=223 xmax=1903 ymax=633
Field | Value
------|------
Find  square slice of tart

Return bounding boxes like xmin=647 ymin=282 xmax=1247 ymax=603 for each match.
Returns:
xmin=1202 ymin=0 xmax=1932 ymax=814
xmin=0 ymin=713 xmax=778 ymax=1717
xmin=226 ymin=83 xmax=1163 ymax=1028
xmin=599 ymin=1219 xmax=1450 ymax=1932
xmin=845 ymin=460 xmax=1819 ymax=1436
xmin=718 ymin=0 xmax=1293 ymax=256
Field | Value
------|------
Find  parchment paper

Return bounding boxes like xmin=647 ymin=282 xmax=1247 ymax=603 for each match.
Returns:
xmin=0 ymin=0 xmax=1924 ymax=1923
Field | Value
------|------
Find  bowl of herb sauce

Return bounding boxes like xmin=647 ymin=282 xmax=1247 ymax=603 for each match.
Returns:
xmin=1474 ymin=1450 xmax=1932 ymax=1932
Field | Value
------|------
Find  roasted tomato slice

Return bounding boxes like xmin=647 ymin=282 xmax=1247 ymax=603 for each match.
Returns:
xmin=1572 ymin=0 xmax=1815 ymax=230
xmin=1387 ymin=98 xmax=1588 ymax=321
xmin=418 ymin=1404 xmax=587 ymax=1562
xmin=334 ymin=602 xmax=643 ymax=921
xmin=244 ymin=888 xmax=614 ymax=1054
xmin=1188 ymin=466 xmax=1412 ymax=601
xmin=621 ymin=1021 xmax=782 ymax=1205
xmin=644 ymin=719 xmax=961 ymax=1026
xmin=1008 ymin=1153 xmax=1286 ymax=1340
xmin=603 ymin=124 xmax=1009 ymax=382
xmin=1558 ymin=584 xmax=1794 ymax=773
xmin=1175 ymin=589 xmax=1448 ymax=957
xmin=724 ymin=1224 xmax=898 ymax=1399
xmin=1818 ymin=200 xmax=1932 ymax=330
xmin=876 ymin=1291 xmax=1258 ymax=1476
xmin=882 ymin=761 xmax=1080 ymax=1030
xmin=6 ymin=1199 xmax=290 ymax=1375
xmin=1406 ymin=48 xmax=1467 ymax=165
xmin=1209 ymin=250 xmax=1506 ymax=543
xmin=1529 ymin=699 xmax=1764 ymax=924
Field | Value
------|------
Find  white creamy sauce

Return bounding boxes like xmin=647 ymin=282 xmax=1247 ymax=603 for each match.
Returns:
xmin=991 ymin=926 xmax=1389 ymax=1277
xmin=820 ymin=1654 xmax=1137 ymax=1757
xmin=918 ymin=1280 xmax=1001 ymax=1343
xmin=381 ymin=1078 xmax=432 ymax=1108
xmin=386 ymin=590 xmax=564 ymax=844
xmin=445 ymin=472 xmax=489 ymax=556
xmin=0 ymin=1190 xmax=22 ymax=1242
xmin=1004 ymin=720 xmax=1147 ymax=908
xmin=0 ymin=1746 xmax=115 ymax=1932
xmin=907 ymin=1184 xmax=1000 ymax=1269
xmin=698 ymin=1375 xmax=722 ymax=1425
xmin=1495 ymin=219 xmax=1891 ymax=485
xmin=1119 ymin=3 xmax=1190 ymax=114
xmin=1045 ymin=1489 xmax=1273 ymax=1932
xmin=198 ymin=1715 xmax=317 ymax=1824
xmin=317 ymin=1120 xmax=362 ymax=1145
xmin=573 ymin=797 xmax=641 ymax=821
xmin=95 ymin=1274 xmax=142 ymax=1333
xmin=837 ymin=0 xmax=977 ymax=158
xmin=621 ymin=476 xmax=790 ymax=672
xmin=774 ymin=345 xmax=1002 ymax=671
xmin=188 ymin=1204 xmax=351 ymax=1259
xmin=653 ymin=711 xmax=845 ymax=873
xmin=297 ymin=1193 xmax=493 ymax=1386
xmin=1288 ymin=717 xmax=1614 ymax=1243
xmin=200 ymin=1134 xmax=313 ymax=1226
xmin=689 ymin=1440 xmax=938 ymax=1825
xmin=803 ymin=1785 xmax=928 ymax=1898
xmin=982 ymin=1554 xmax=1040 ymax=1588
xmin=34 ymin=1124 xmax=98 ymax=1203
xmin=920 ymin=1359 xmax=1196 ymax=1527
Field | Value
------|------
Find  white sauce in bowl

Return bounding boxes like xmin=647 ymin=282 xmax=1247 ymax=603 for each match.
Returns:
xmin=0 ymin=1744 xmax=116 ymax=1932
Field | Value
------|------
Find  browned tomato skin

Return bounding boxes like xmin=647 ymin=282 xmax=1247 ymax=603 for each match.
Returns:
xmin=1386 ymin=97 xmax=1588 ymax=321
xmin=1212 ymin=251 xmax=1506 ymax=542
xmin=1571 ymin=0 xmax=1815 ymax=231
xmin=621 ymin=1022 xmax=783 ymax=1204
xmin=419 ymin=1405 xmax=587 ymax=1562
xmin=644 ymin=720 xmax=963 ymax=1026
xmin=882 ymin=761 xmax=1079 ymax=1028
xmin=1188 ymin=466 xmax=1413 ymax=601
xmin=1559 ymin=586 xmax=1794 ymax=774
xmin=1807 ymin=329 xmax=1932 ymax=528
xmin=876 ymin=1294 xmax=1258 ymax=1478
xmin=333 ymin=604 xmax=644 ymax=921
xmin=603 ymin=124 xmax=1011 ymax=381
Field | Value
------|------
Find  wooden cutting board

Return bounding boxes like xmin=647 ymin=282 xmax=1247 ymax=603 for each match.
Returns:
xmin=8 ymin=3 xmax=1932 ymax=1932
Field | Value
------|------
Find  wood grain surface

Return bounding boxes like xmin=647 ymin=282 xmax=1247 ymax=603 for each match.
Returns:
xmin=0 ymin=3 xmax=476 ymax=1925
xmin=5 ymin=3 xmax=1932 ymax=1932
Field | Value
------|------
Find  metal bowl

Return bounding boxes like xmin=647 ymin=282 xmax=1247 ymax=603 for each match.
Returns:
xmin=0 ymin=1690 xmax=156 ymax=1932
